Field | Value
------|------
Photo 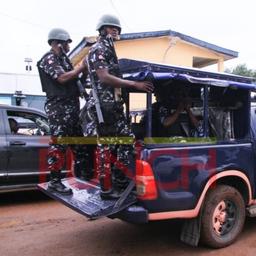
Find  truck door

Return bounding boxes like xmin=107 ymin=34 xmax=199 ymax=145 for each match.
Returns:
xmin=0 ymin=109 xmax=8 ymax=185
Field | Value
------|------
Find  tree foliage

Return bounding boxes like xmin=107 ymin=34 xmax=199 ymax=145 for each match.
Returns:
xmin=225 ymin=64 xmax=256 ymax=80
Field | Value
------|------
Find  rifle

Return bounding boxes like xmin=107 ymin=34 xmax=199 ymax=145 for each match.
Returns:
xmin=58 ymin=44 xmax=88 ymax=99
xmin=86 ymin=60 xmax=104 ymax=126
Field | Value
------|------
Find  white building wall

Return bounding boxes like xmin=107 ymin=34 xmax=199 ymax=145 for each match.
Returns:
xmin=0 ymin=72 xmax=85 ymax=111
xmin=0 ymin=72 xmax=44 ymax=96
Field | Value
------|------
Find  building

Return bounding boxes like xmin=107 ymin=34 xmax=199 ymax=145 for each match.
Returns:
xmin=70 ymin=29 xmax=238 ymax=72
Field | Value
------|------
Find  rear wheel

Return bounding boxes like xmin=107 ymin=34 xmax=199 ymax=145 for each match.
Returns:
xmin=201 ymin=185 xmax=245 ymax=248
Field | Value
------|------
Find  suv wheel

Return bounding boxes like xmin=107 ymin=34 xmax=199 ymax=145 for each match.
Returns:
xmin=201 ymin=185 xmax=245 ymax=248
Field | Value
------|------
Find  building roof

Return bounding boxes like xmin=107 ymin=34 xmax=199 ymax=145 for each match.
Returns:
xmin=119 ymin=30 xmax=238 ymax=58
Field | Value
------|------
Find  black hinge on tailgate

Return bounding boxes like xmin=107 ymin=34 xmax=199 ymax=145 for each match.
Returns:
xmin=37 ymin=178 xmax=136 ymax=219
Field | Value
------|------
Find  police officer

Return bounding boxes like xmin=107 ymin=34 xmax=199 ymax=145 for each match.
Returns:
xmin=87 ymin=14 xmax=153 ymax=198
xmin=37 ymin=28 xmax=92 ymax=195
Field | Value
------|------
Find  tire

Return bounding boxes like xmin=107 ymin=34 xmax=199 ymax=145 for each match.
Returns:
xmin=200 ymin=185 xmax=245 ymax=248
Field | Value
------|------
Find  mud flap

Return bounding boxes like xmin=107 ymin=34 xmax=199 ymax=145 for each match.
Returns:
xmin=37 ymin=178 xmax=137 ymax=220
xmin=180 ymin=215 xmax=201 ymax=247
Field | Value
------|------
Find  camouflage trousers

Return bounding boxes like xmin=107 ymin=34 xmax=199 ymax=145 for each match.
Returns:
xmin=45 ymin=97 xmax=90 ymax=174
xmin=81 ymin=97 xmax=135 ymax=190
xmin=96 ymin=134 xmax=135 ymax=191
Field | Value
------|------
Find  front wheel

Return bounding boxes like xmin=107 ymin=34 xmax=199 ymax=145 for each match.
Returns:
xmin=201 ymin=185 xmax=245 ymax=248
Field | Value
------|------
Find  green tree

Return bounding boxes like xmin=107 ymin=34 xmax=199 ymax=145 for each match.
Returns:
xmin=225 ymin=64 xmax=256 ymax=80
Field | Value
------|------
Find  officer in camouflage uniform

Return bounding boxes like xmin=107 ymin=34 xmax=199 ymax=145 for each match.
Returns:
xmin=37 ymin=28 xmax=93 ymax=195
xmin=86 ymin=14 xmax=153 ymax=198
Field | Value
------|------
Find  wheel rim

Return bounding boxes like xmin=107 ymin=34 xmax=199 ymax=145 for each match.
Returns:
xmin=212 ymin=200 xmax=236 ymax=236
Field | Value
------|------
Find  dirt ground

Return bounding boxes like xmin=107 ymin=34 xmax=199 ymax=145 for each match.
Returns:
xmin=0 ymin=190 xmax=256 ymax=256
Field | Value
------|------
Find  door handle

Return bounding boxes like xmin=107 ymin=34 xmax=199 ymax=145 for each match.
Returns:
xmin=10 ymin=141 xmax=26 ymax=146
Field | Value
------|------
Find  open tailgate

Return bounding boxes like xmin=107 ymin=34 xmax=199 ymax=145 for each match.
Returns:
xmin=37 ymin=178 xmax=137 ymax=219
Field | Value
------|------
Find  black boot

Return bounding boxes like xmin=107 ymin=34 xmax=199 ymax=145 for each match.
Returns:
xmin=99 ymin=174 xmax=121 ymax=200
xmin=48 ymin=172 xmax=73 ymax=195
xmin=112 ymin=167 xmax=130 ymax=192
xmin=100 ymin=189 xmax=121 ymax=200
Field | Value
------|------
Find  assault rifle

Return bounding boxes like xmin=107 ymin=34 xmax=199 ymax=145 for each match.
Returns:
xmin=87 ymin=62 xmax=104 ymax=126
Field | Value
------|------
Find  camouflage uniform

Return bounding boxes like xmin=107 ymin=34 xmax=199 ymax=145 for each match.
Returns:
xmin=37 ymin=50 xmax=90 ymax=178
xmin=86 ymin=35 xmax=134 ymax=192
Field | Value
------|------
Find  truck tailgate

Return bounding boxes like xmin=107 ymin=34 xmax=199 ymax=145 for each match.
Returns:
xmin=37 ymin=178 xmax=137 ymax=219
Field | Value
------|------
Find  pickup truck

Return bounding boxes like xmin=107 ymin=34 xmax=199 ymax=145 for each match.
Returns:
xmin=0 ymin=104 xmax=70 ymax=192
xmin=38 ymin=59 xmax=256 ymax=248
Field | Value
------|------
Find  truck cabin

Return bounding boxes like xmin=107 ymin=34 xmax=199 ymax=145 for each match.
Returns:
xmin=120 ymin=59 xmax=254 ymax=144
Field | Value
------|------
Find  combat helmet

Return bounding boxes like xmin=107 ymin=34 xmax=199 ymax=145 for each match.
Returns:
xmin=96 ymin=14 xmax=121 ymax=33
xmin=48 ymin=28 xmax=72 ymax=45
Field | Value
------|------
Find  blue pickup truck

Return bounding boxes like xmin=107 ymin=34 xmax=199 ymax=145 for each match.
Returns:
xmin=39 ymin=59 xmax=256 ymax=248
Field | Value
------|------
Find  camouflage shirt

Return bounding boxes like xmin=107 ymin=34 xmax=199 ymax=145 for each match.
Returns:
xmin=37 ymin=50 xmax=79 ymax=98
xmin=38 ymin=50 xmax=73 ymax=80
xmin=87 ymin=36 xmax=122 ymax=103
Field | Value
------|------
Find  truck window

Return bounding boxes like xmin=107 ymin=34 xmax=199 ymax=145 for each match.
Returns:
xmin=208 ymin=86 xmax=249 ymax=141
xmin=133 ymin=81 xmax=250 ymax=142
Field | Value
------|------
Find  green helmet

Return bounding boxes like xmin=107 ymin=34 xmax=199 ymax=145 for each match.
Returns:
xmin=96 ymin=14 xmax=121 ymax=33
xmin=47 ymin=28 xmax=72 ymax=45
